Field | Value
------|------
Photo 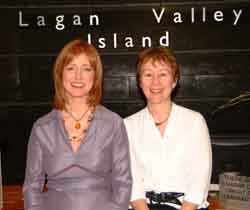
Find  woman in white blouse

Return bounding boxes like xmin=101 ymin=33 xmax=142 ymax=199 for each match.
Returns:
xmin=124 ymin=47 xmax=212 ymax=210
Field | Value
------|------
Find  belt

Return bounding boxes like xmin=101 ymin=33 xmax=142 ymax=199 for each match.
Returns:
xmin=146 ymin=191 xmax=184 ymax=205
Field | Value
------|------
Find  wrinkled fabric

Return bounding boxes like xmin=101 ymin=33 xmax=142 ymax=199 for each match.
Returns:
xmin=124 ymin=103 xmax=212 ymax=209
xmin=23 ymin=105 xmax=132 ymax=210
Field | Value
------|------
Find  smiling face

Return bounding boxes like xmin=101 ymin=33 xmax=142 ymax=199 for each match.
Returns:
xmin=140 ymin=59 xmax=177 ymax=105
xmin=53 ymin=40 xmax=103 ymax=110
xmin=62 ymin=53 xmax=95 ymax=103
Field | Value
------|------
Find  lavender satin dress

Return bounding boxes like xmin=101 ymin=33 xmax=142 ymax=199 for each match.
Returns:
xmin=23 ymin=105 xmax=132 ymax=210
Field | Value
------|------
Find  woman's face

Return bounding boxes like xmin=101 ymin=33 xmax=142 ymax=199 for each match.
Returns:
xmin=62 ymin=53 xmax=95 ymax=103
xmin=140 ymin=59 xmax=177 ymax=105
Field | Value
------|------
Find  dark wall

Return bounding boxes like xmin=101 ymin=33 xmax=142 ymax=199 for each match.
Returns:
xmin=1 ymin=0 xmax=250 ymax=184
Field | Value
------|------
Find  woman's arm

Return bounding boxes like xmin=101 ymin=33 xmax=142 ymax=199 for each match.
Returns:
xmin=109 ymin=120 xmax=132 ymax=210
xmin=124 ymin=118 xmax=147 ymax=199
xmin=23 ymin=125 xmax=45 ymax=210
xmin=184 ymin=114 xmax=212 ymax=207
xmin=124 ymin=118 xmax=149 ymax=210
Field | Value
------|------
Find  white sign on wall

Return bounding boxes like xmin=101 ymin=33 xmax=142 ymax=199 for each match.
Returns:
xmin=219 ymin=172 xmax=250 ymax=210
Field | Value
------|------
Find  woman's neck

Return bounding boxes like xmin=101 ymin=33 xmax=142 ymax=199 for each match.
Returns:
xmin=66 ymin=98 xmax=89 ymax=115
xmin=147 ymin=101 xmax=172 ymax=121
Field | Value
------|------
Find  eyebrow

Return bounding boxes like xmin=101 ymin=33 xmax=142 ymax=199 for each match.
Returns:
xmin=141 ymin=67 xmax=170 ymax=71
xmin=65 ymin=63 xmax=91 ymax=67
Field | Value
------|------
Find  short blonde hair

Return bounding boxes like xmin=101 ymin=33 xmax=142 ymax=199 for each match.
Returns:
xmin=53 ymin=39 xmax=102 ymax=109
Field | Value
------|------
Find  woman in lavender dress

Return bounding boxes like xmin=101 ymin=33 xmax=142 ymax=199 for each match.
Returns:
xmin=23 ymin=39 xmax=132 ymax=210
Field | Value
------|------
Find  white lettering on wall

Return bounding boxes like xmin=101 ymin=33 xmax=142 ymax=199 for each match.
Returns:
xmin=191 ymin=7 xmax=195 ymax=23
xmin=233 ymin=9 xmax=242 ymax=26
xmin=173 ymin=12 xmax=183 ymax=23
xmin=113 ymin=33 xmax=117 ymax=48
xmin=151 ymin=7 xmax=243 ymax=25
xmin=37 ymin=16 xmax=46 ymax=26
xmin=87 ymin=31 xmax=170 ymax=49
xmin=55 ymin=15 xmax=65 ymax=30
xmin=87 ymin=33 xmax=92 ymax=44
xmin=152 ymin=8 xmax=165 ymax=23
xmin=98 ymin=38 xmax=106 ymax=48
xmin=89 ymin=14 xmax=99 ymax=26
xmin=214 ymin=11 xmax=223 ymax=22
xmin=202 ymin=7 xmax=206 ymax=22
xmin=18 ymin=11 xmax=29 ymax=27
xmin=17 ymin=6 xmax=243 ymax=49
xmin=159 ymin=31 xmax=169 ymax=47
xmin=142 ymin=36 xmax=152 ymax=47
xmin=125 ymin=37 xmax=134 ymax=48
xmin=18 ymin=11 xmax=100 ymax=30
xmin=73 ymin=15 xmax=82 ymax=26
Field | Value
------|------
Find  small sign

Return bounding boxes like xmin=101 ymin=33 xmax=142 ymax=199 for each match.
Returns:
xmin=219 ymin=172 xmax=250 ymax=210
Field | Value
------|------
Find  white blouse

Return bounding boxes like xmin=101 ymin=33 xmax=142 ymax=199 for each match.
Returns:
xmin=124 ymin=103 xmax=212 ymax=208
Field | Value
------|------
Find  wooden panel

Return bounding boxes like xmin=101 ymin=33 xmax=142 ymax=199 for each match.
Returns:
xmin=103 ymin=101 xmax=145 ymax=118
xmin=102 ymin=52 xmax=250 ymax=76
xmin=0 ymin=9 xmax=18 ymax=54
xmin=4 ymin=107 xmax=31 ymax=184
xmin=14 ymin=50 xmax=250 ymax=100
xmin=0 ymin=57 xmax=19 ymax=101
xmin=11 ymin=3 xmax=249 ymax=53
xmin=129 ymin=75 xmax=250 ymax=98
xmin=2 ymin=185 xmax=23 ymax=210
xmin=177 ymin=52 xmax=250 ymax=76
xmin=1 ymin=0 xmax=231 ymax=6
xmin=212 ymin=143 xmax=250 ymax=183
xmin=103 ymin=77 xmax=129 ymax=99
xmin=4 ymin=105 xmax=51 ymax=185
xmin=19 ymin=56 xmax=54 ymax=101
xmin=102 ymin=54 xmax=137 ymax=76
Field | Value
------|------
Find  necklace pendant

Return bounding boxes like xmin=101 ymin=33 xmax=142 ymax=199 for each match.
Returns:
xmin=75 ymin=122 xmax=81 ymax=129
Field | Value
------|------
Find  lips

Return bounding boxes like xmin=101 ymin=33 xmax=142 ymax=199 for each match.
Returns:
xmin=71 ymin=82 xmax=84 ymax=88
xmin=150 ymin=89 xmax=162 ymax=94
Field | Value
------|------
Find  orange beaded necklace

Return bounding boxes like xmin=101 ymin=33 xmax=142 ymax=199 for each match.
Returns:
xmin=65 ymin=107 xmax=90 ymax=130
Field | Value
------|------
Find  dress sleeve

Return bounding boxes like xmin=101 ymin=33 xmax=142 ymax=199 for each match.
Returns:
xmin=124 ymin=119 xmax=146 ymax=202
xmin=184 ymin=114 xmax=212 ymax=206
xmin=23 ymin=124 xmax=45 ymax=210
xmin=108 ymin=119 xmax=132 ymax=210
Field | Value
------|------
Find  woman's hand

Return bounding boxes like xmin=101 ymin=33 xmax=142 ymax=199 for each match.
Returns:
xmin=180 ymin=201 xmax=198 ymax=210
xmin=131 ymin=199 xmax=150 ymax=210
